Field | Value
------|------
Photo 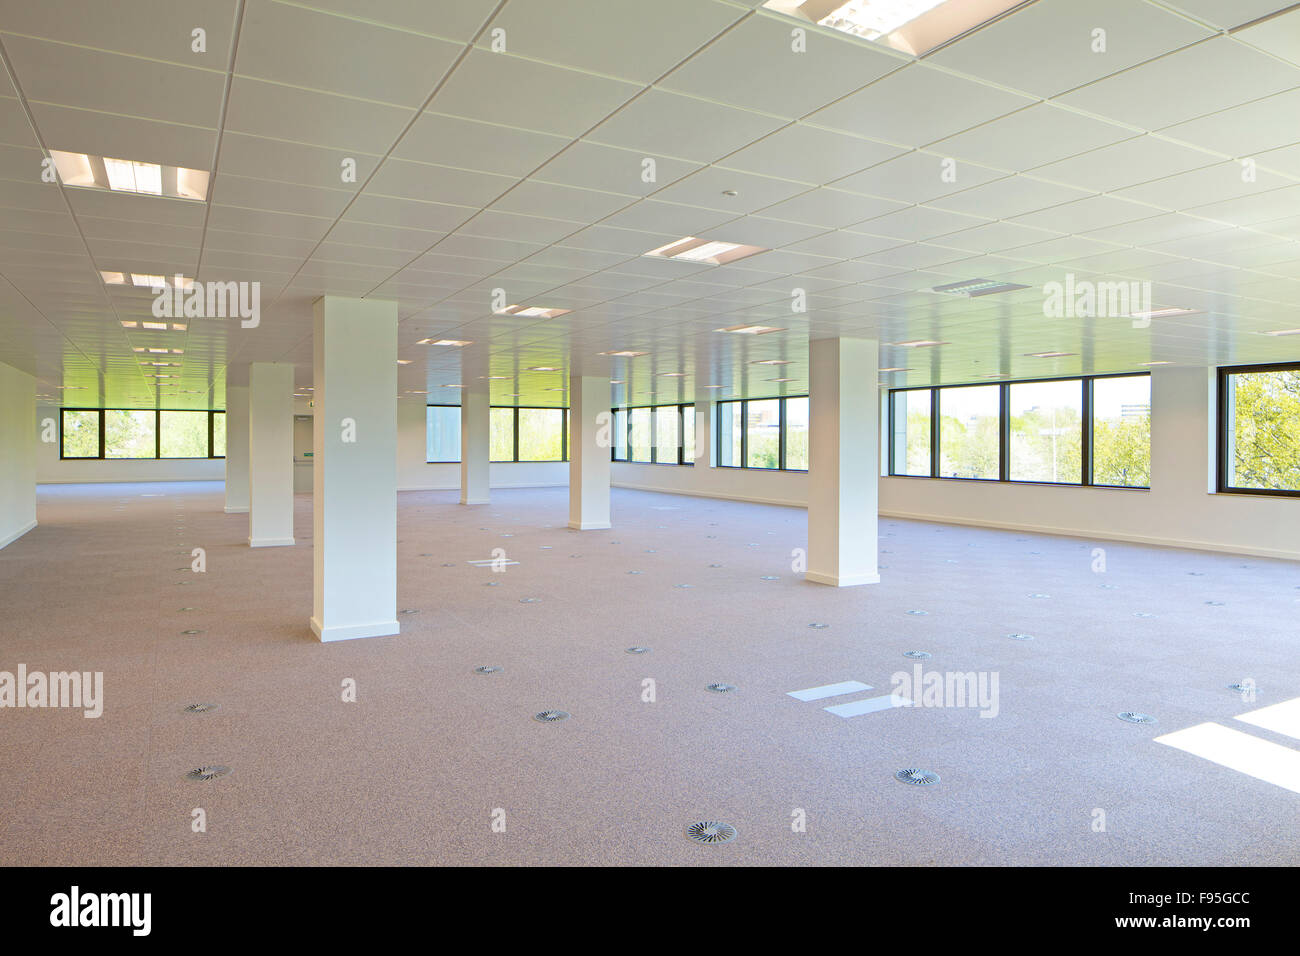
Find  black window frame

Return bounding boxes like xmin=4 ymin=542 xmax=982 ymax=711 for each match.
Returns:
xmin=59 ymin=407 xmax=227 ymax=460
xmin=886 ymin=372 xmax=1150 ymax=489
xmin=714 ymin=396 xmax=809 ymax=473
xmin=609 ymin=402 xmax=695 ymax=465
xmin=1217 ymin=361 xmax=1300 ymax=499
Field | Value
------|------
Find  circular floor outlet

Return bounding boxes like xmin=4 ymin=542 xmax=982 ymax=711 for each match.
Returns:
xmin=709 ymin=563 xmax=722 ymax=568
xmin=685 ymin=821 xmax=737 ymax=845
xmin=1028 ymin=593 xmax=1050 ymax=599
xmin=760 ymin=576 xmax=779 ymax=581
xmin=485 ymin=581 xmax=499 ymax=587
xmin=473 ymin=666 xmax=503 ymax=675
xmin=626 ymin=646 xmax=651 ymax=655
xmin=808 ymin=623 xmax=829 ymax=629
xmin=519 ymin=597 xmax=539 ymax=603
xmin=1117 ymin=712 xmax=1157 ymax=724
xmin=399 ymin=609 xmax=418 ymax=615
xmin=178 ymin=607 xmax=196 ymax=612
xmin=182 ymin=703 xmax=218 ymax=714
xmin=705 ymin=682 xmax=736 ymax=693
xmin=1205 ymin=601 xmax=1225 ymax=606
xmin=675 ymin=584 xmax=694 ymax=589
xmin=1227 ymin=682 xmax=1254 ymax=693
xmin=1134 ymin=612 xmax=1155 ymax=618
xmin=181 ymin=629 xmax=203 ymax=635
xmin=534 ymin=710 xmax=569 ymax=723
xmin=627 ymin=570 xmax=642 ymax=575
xmin=895 ymin=768 xmax=940 ymax=787
xmin=907 ymin=610 xmax=928 ymax=616
xmin=185 ymin=765 xmax=230 ymax=782
xmin=1006 ymin=633 xmax=1034 ymax=641
xmin=902 ymin=650 xmax=932 ymax=660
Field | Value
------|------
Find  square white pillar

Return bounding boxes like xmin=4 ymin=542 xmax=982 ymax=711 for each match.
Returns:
xmin=0 ymin=361 xmax=37 ymax=550
xmin=569 ymin=374 xmax=611 ymax=530
xmin=223 ymin=383 xmax=249 ymax=514
xmin=460 ymin=387 xmax=490 ymax=505
xmin=310 ymin=295 xmax=399 ymax=642
xmin=248 ymin=362 xmax=295 ymax=547
xmin=806 ymin=337 xmax=879 ymax=587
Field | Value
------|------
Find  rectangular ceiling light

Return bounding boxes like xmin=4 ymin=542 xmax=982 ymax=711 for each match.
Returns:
xmin=1130 ymin=307 xmax=1198 ymax=320
xmin=932 ymin=278 xmax=1030 ymax=297
xmin=891 ymin=339 xmax=947 ymax=348
xmin=498 ymin=304 xmax=572 ymax=318
xmin=644 ymin=236 xmax=768 ymax=266
xmin=50 ymin=150 xmax=210 ymax=201
xmin=761 ymin=0 xmax=1028 ymax=57
xmin=1262 ymin=328 xmax=1300 ymax=336
xmin=716 ymin=324 xmax=786 ymax=335
xmin=418 ymin=338 xmax=472 ymax=346
xmin=104 ymin=271 xmax=194 ymax=289
xmin=600 ymin=350 xmax=649 ymax=357
xmin=1025 ymin=351 xmax=1075 ymax=358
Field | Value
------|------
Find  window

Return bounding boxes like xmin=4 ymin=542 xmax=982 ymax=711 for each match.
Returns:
xmin=888 ymin=374 xmax=1150 ymax=489
xmin=718 ymin=401 xmax=741 ymax=467
xmin=1219 ymin=363 xmax=1300 ymax=497
xmin=715 ymin=396 xmax=809 ymax=471
xmin=938 ymin=385 xmax=1000 ymax=479
xmin=59 ymin=408 xmax=226 ymax=459
xmin=629 ymin=407 xmax=652 ymax=462
xmin=212 ymin=411 xmax=226 ymax=458
xmin=105 ymin=409 xmax=157 ymax=459
xmin=889 ymin=389 xmax=931 ymax=477
xmin=611 ymin=408 xmax=628 ymax=461
xmin=1092 ymin=375 xmax=1150 ymax=488
xmin=160 ymin=410 xmax=210 ymax=458
xmin=609 ymin=404 xmax=695 ymax=465
xmin=490 ymin=407 xmax=515 ymax=462
xmin=60 ymin=410 xmax=100 ymax=458
xmin=426 ymin=405 xmax=460 ymax=463
xmin=517 ymin=407 xmax=564 ymax=461
xmin=784 ymin=396 xmax=809 ymax=471
xmin=1008 ymin=380 xmax=1082 ymax=484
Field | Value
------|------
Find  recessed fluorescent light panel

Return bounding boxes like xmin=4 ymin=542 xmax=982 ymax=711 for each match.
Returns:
xmin=933 ymin=278 xmax=1030 ymax=297
xmin=600 ymin=350 xmax=649 ymax=357
xmin=1262 ymin=328 xmax=1300 ymax=336
xmin=418 ymin=339 xmax=472 ymax=347
xmin=1130 ymin=307 xmax=1199 ymax=320
xmin=1025 ymin=351 xmax=1075 ymax=358
xmin=497 ymin=304 xmax=571 ymax=318
xmin=716 ymin=324 xmax=786 ymax=335
xmin=761 ymin=0 xmax=1028 ymax=56
xmin=50 ymin=150 xmax=209 ymax=201
xmin=892 ymin=340 xmax=947 ymax=348
xmin=644 ymin=236 xmax=767 ymax=265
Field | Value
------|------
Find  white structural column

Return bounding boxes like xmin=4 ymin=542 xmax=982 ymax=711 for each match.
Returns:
xmin=806 ymin=337 xmax=880 ymax=587
xmin=310 ymin=295 xmax=398 ymax=642
xmin=247 ymin=362 xmax=295 ymax=547
xmin=568 ymin=374 xmax=611 ymax=530
xmin=223 ymin=383 xmax=249 ymax=514
xmin=460 ymin=384 xmax=490 ymax=505
xmin=0 ymin=360 xmax=36 ymax=550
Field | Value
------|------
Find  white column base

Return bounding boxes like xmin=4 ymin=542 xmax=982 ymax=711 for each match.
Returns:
xmin=224 ymin=506 xmax=249 ymax=514
xmin=311 ymin=617 xmax=400 ymax=642
xmin=0 ymin=519 xmax=37 ymax=550
xmin=568 ymin=520 xmax=611 ymax=530
xmin=460 ymin=496 xmax=489 ymax=505
xmin=249 ymin=536 xmax=295 ymax=547
xmin=805 ymin=569 xmax=880 ymax=587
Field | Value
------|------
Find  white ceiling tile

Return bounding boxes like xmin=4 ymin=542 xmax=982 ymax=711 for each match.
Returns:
xmin=928 ymin=175 xmax=1092 ymax=219
xmin=1057 ymin=37 xmax=1300 ymax=130
xmin=931 ymin=104 xmax=1135 ymax=171
xmin=718 ymin=124 xmax=905 ymax=184
xmin=288 ymin=0 xmax=500 ymax=39
xmin=927 ymin=0 xmax=1213 ymax=98
xmin=490 ymin=180 xmax=630 ymax=223
xmin=1114 ymin=161 xmax=1293 ymax=209
xmin=225 ymin=76 xmax=415 ymax=152
xmin=1030 ymin=134 xmax=1221 ymax=192
xmin=831 ymin=150 xmax=1004 ymax=204
xmin=587 ymin=89 xmax=787 ymax=164
xmin=367 ymin=157 xmax=516 ymax=206
xmin=757 ymin=188 xmax=906 ymax=228
xmin=807 ymin=62 xmax=1033 ymax=148
xmin=1163 ymin=0 xmax=1297 ymax=30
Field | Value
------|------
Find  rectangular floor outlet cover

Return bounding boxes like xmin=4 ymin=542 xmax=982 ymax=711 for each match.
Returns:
xmin=788 ymin=681 xmax=872 ymax=702
xmin=825 ymin=695 xmax=913 ymax=718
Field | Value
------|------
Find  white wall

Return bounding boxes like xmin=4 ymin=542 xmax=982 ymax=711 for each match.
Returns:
xmin=0 ymin=362 xmax=37 ymax=548
xmin=396 ymin=397 xmax=567 ymax=491
xmin=612 ymin=367 xmax=1300 ymax=562
xmin=36 ymin=404 xmax=224 ymax=483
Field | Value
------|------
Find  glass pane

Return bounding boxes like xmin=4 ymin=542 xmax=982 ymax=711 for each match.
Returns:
xmin=717 ymin=401 xmax=742 ymax=466
xmin=426 ymin=405 xmax=460 ymax=463
xmin=629 ymin=408 xmax=652 ymax=462
xmin=490 ymin=407 xmax=515 ymax=462
xmin=61 ymin=410 xmax=99 ymax=458
xmin=518 ymin=407 xmax=563 ymax=461
xmin=890 ymin=390 xmax=931 ymax=476
xmin=612 ymin=408 xmax=627 ymax=460
xmin=1009 ymin=380 xmax=1083 ymax=483
xmin=212 ymin=411 xmax=226 ymax=457
xmin=160 ymin=410 xmax=209 ymax=458
xmin=1092 ymin=375 xmax=1151 ymax=487
xmin=784 ymin=397 xmax=809 ymax=470
xmin=937 ymin=385 xmax=999 ymax=479
xmin=1226 ymin=367 xmax=1300 ymax=491
xmin=682 ymin=405 xmax=695 ymax=464
xmin=653 ymin=405 xmax=679 ymax=463
xmin=104 ymin=409 xmax=157 ymax=458
xmin=745 ymin=399 xmax=780 ymax=469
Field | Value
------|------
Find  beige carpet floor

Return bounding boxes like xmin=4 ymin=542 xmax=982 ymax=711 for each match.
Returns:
xmin=1 ymin=480 xmax=1298 ymax=866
